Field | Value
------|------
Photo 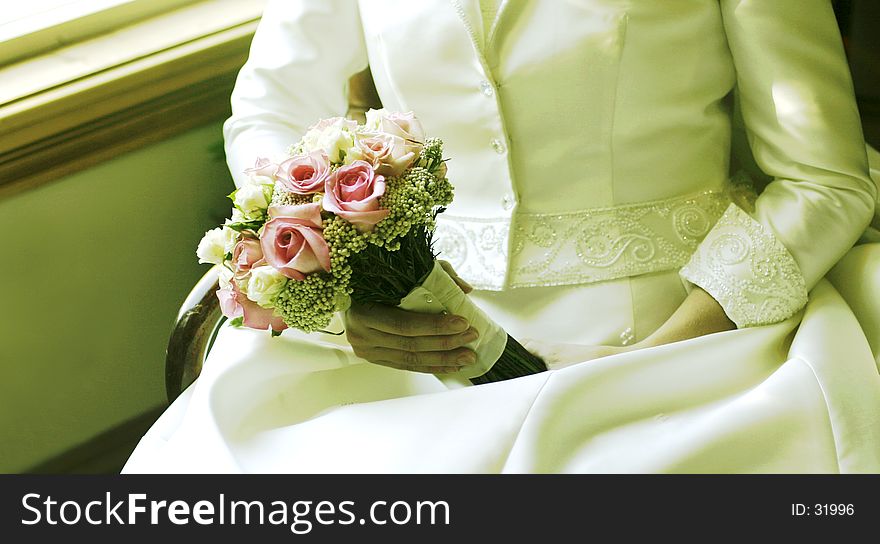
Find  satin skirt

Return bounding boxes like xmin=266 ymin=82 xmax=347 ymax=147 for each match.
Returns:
xmin=123 ymin=244 xmax=880 ymax=473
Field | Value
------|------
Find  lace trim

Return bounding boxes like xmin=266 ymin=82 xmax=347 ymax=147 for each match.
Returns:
xmin=434 ymin=189 xmax=731 ymax=290
xmin=435 ymin=215 xmax=510 ymax=290
xmin=680 ymin=203 xmax=809 ymax=328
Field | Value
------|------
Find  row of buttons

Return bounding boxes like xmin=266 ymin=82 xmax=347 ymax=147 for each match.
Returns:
xmin=480 ymin=79 xmax=514 ymax=210
xmin=482 ymin=80 xmax=506 ymax=153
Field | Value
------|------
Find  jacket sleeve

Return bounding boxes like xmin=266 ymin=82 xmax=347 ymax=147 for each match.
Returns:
xmin=680 ymin=0 xmax=876 ymax=328
xmin=223 ymin=0 xmax=368 ymax=187
xmin=867 ymin=144 xmax=880 ymax=240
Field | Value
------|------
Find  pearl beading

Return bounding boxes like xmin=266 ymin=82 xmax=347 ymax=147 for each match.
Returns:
xmin=434 ymin=189 xmax=731 ymax=290
xmin=680 ymin=202 xmax=809 ymax=327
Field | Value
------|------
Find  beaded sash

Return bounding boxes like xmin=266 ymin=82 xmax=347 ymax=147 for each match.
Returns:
xmin=434 ymin=189 xmax=731 ymax=290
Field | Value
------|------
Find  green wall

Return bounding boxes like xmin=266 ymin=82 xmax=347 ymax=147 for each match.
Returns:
xmin=0 ymin=122 xmax=233 ymax=472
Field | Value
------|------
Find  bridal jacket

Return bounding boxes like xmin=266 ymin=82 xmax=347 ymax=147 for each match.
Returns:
xmin=224 ymin=0 xmax=876 ymax=328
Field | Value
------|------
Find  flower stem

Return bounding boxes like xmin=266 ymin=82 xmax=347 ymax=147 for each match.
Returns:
xmin=469 ymin=334 xmax=547 ymax=385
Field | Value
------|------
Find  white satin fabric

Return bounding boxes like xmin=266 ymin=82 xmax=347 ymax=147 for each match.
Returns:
xmin=124 ymin=255 xmax=880 ymax=473
xmin=123 ymin=1 xmax=880 ymax=473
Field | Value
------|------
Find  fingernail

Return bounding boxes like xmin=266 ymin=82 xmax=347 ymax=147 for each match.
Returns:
xmin=462 ymin=328 xmax=479 ymax=342
xmin=457 ymin=352 xmax=476 ymax=365
xmin=447 ymin=316 xmax=469 ymax=332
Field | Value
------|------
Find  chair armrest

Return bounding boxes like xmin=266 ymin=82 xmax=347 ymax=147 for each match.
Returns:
xmin=165 ymin=265 xmax=223 ymax=403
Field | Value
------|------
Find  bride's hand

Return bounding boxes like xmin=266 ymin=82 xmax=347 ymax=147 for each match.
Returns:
xmin=522 ymin=339 xmax=631 ymax=370
xmin=344 ymin=260 xmax=479 ymax=374
xmin=523 ymin=286 xmax=737 ymax=370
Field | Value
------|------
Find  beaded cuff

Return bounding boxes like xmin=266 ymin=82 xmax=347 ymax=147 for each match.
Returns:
xmin=680 ymin=203 xmax=809 ymax=327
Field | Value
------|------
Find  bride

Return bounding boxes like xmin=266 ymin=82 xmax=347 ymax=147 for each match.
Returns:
xmin=124 ymin=0 xmax=880 ymax=473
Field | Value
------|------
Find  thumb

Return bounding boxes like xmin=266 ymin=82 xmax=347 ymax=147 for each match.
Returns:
xmin=439 ymin=260 xmax=473 ymax=293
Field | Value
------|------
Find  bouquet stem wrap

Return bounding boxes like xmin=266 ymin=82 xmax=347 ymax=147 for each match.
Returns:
xmin=398 ymin=261 xmax=546 ymax=384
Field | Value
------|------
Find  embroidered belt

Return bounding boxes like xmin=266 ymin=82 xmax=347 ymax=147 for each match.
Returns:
xmin=434 ymin=189 xmax=732 ymax=290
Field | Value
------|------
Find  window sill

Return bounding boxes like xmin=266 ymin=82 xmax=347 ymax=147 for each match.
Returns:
xmin=0 ymin=0 xmax=266 ymax=199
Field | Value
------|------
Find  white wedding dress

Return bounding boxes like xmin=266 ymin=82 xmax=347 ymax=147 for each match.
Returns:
xmin=124 ymin=0 xmax=880 ymax=473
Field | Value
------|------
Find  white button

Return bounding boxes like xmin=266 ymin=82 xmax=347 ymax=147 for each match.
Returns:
xmin=479 ymin=80 xmax=495 ymax=97
xmin=491 ymin=138 xmax=505 ymax=154
xmin=501 ymin=194 xmax=515 ymax=210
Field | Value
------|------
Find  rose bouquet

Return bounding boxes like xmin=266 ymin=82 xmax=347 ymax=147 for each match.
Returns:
xmin=196 ymin=109 xmax=545 ymax=384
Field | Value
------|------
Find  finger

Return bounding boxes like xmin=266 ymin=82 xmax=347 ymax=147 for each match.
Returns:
xmin=372 ymin=361 xmax=466 ymax=375
xmin=342 ymin=311 xmax=375 ymax=345
xmin=366 ymin=327 xmax=479 ymax=352
xmin=361 ymin=346 xmax=477 ymax=368
xmin=439 ymin=260 xmax=473 ymax=293
xmin=359 ymin=304 xmax=470 ymax=336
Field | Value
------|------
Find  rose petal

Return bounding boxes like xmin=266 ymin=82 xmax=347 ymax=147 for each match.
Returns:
xmin=297 ymin=227 xmax=332 ymax=271
xmin=239 ymin=296 xmax=288 ymax=331
xmin=217 ymin=286 xmax=243 ymax=319
xmin=334 ymin=208 xmax=391 ymax=232
xmin=286 ymin=244 xmax=321 ymax=276
xmin=268 ymin=202 xmax=323 ymax=226
xmin=244 ymin=157 xmax=279 ymax=178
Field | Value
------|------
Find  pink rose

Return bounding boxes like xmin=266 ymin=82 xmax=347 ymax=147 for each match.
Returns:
xmin=217 ymin=281 xmax=288 ymax=332
xmin=244 ymin=157 xmax=280 ymax=178
xmin=276 ymin=150 xmax=330 ymax=194
xmin=260 ymin=203 xmax=331 ymax=280
xmin=350 ymin=133 xmax=417 ymax=177
xmin=322 ymin=160 xmax=390 ymax=232
xmin=232 ymin=238 xmax=264 ymax=277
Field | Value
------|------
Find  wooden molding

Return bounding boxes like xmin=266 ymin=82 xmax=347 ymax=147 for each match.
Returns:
xmin=0 ymin=3 xmax=264 ymax=200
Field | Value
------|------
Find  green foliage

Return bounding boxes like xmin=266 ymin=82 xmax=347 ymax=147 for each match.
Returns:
xmin=348 ymin=222 xmax=438 ymax=306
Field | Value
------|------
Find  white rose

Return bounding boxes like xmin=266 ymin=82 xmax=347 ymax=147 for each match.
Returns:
xmin=234 ymin=184 xmax=270 ymax=215
xmin=318 ymin=127 xmax=354 ymax=163
xmin=218 ymin=266 xmax=234 ymax=289
xmin=222 ymin=225 xmax=239 ymax=255
xmin=303 ymin=118 xmax=357 ymax=162
xmin=245 ymin=173 xmax=275 ymax=188
xmin=196 ymin=227 xmax=226 ymax=265
xmin=236 ymin=272 xmax=250 ymax=294
xmin=245 ymin=266 xmax=287 ymax=308
xmin=364 ymin=108 xmax=386 ymax=131
xmin=230 ymin=208 xmax=247 ymax=223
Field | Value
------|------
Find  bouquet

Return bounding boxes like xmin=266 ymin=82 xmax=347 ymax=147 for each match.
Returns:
xmin=196 ymin=109 xmax=545 ymax=384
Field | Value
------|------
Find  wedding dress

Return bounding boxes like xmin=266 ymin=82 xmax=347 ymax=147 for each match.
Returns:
xmin=124 ymin=0 xmax=880 ymax=473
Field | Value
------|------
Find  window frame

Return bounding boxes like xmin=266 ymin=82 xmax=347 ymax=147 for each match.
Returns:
xmin=0 ymin=0 xmax=266 ymax=199
xmin=1 ymin=0 xmax=202 ymax=66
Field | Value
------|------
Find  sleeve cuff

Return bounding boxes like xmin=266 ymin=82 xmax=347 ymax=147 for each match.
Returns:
xmin=680 ymin=202 xmax=808 ymax=328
